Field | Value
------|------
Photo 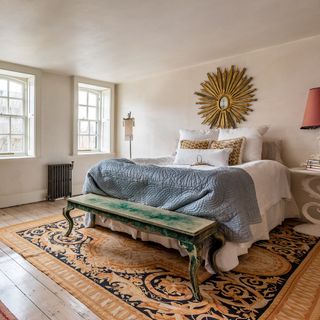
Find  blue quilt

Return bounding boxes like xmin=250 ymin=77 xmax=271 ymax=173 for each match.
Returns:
xmin=83 ymin=159 xmax=261 ymax=242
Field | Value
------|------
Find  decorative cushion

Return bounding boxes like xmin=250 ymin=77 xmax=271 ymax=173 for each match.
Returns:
xmin=179 ymin=129 xmax=219 ymax=142
xmin=180 ymin=140 xmax=210 ymax=149
xmin=210 ymin=137 xmax=246 ymax=165
xmin=173 ymin=148 xmax=232 ymax=166
xmin=262 ymin=139 xmax=283 ymax=163
xmin=254 ymin=125 xmax=270 ymax=136
xmin=218 ymin=126 xmax=269 ymax=162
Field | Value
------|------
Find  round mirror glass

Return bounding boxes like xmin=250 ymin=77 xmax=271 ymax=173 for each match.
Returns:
xmin=219 ymin=96 xmax=229 ymax=109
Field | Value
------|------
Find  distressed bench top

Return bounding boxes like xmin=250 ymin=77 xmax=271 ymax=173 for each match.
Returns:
xmin=68 ymin=193 xmax=215 ymax=237
xmin=64 ymin=193 xmax=223 ymax=301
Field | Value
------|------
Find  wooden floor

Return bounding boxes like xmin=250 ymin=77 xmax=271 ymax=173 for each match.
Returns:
xmin=0 ymin=200 xmax=100 ymax=320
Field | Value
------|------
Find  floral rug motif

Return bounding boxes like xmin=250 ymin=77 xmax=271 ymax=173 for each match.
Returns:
xmin=0 ymin=212 xmax=320 ymax=320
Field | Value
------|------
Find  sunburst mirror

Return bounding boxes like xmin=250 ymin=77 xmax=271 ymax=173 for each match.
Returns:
xmin=194 ymin=65 xmax=257 ymax=128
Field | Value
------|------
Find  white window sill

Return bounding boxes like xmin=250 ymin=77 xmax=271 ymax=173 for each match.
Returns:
xmin=74 ymin=151 xmax=115 ymax=157
xmin=0 ymin=155 xmax=36 ymax=160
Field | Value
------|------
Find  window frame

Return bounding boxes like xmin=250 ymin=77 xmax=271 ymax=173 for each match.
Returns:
xmin=78 ymin=87 xmax=101 ymax=152
xmin=0 ymin=63 xmax=40 ymax=160
xmin=73 ymin=76 xmax=115 ymax=156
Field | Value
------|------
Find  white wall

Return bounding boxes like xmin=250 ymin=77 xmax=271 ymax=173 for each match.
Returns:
xmin=117 ymin=35 xmax=320 ymax=167
xmin=0 ymin=67 xmax=115 ymax=208
xmin=2 ymin=34 xmax=320 ymax=208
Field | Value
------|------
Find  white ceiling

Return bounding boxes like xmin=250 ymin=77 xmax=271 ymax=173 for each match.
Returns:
xmin=0 ymin=0 xmax=320 ymax=83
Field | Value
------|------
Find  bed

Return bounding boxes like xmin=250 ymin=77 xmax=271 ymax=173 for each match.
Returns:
xmin=83 ymin=127 xmax=299 ymax=273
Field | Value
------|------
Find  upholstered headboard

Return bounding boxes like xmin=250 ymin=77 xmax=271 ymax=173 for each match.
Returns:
xmin=262 ymin=139 xmax=283 ymax=163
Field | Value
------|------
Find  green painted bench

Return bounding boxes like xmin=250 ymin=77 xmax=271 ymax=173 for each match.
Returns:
xmin=63 ymin=193 xmax=224 ymax=301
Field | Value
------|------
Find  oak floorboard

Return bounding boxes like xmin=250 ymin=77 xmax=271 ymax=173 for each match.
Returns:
xmin=0 ymin=242 xmax=100 ymax=320
xmin=0 ymin=250 xmax=88 ymax=320
xmin=0 ymin=199 xmax=100 ymax=320
xmin=0 ymin=209 xmax=23 ymax=225
xmin=0 ymin=269 xmax=49 ymax=320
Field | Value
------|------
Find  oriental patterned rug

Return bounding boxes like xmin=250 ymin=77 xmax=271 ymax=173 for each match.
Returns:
xmin=0 ymin=301 xmax=17 ymax=320
xmin=0 ymin=211 xmax=320 ymax=320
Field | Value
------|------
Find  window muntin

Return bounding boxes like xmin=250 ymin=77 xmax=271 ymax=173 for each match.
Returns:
xmin=77 ymin=83 xmax=111 ymax=154
xmin=0 ymin=76 xmax=28 ymax=155
xmin=78 ymin=88 xmax=100 ymax=151
xmin=0 ymin=68 xmax=36 ymax=159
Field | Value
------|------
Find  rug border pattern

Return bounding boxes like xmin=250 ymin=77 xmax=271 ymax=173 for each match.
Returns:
xmin=0 ymin=213 xmax=320 ymax=320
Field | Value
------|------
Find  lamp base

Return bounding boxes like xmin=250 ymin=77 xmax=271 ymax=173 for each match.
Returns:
xmin=307 ymin=133 xmax=320 ymax=161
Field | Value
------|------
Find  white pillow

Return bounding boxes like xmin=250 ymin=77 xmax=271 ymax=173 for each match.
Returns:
xmin=255 ymin=125 xmax=269 ymax=136
xmin=218 ymin=126 xmax=269 ymax=162
xmin=179 ymin=129 xmax=219 ymax=142
xmin=173 ymin=148 xmax=232 ymax=166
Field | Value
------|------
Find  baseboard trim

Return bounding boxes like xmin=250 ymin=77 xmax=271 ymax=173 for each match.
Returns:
xmin=0 ymin=190 xmax=47 ymax=209
xmin=0 ymin=183 xmax=84 ymax=209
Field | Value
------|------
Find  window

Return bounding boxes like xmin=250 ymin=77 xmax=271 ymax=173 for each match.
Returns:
xmin=74 ymin=79 xmax=113 ymax=154
xmin=0 ymin=70 xmax=36 ymax=158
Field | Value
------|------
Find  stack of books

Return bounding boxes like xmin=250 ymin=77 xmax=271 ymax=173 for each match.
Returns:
xmin=306 ymin=159 xmax=320 ymax=171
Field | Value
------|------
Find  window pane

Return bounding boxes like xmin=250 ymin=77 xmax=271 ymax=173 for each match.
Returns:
xmin=11 ymin=117 xmax=24 ymax=134
xmin=76 ymin=85 xmax=109 ymax=154
xmin=0 ymin=72 xmax=35 ymax=158
xmin=88 ymin=93 xmax=98 ymax=106
xmin=78 ymin=135 xmax=89 ymax=150
xmin=0 ymin=135 xmax=9 ymax=152
xmin=79 ymin=90 xmax=87 ymax=105
xmin=78 ymin=106 xmax=87 ymax=119
xmin=0 ymin=98 xmax=8 ymax=114
xmin=9 ymin=99 xmax=23 ymax=115
xmin=9 ymin=81 xmax=23 ymax=98
xmin=0 ymin=79 xmax=8 ymax=97
xmin=11 ymin=135 xmax=24 ymax=152
xmin=89 ymin=136 xmax=97 ymax=149
xmin=88 ymin=107 xmax=97 ymax=120
xmin=90 ymin=121 xmax=97 ymax=135
xmin=79 ymin=120 xmax=89 ymax=134
xmin=0 ymin=116 xmax=9 ymax=134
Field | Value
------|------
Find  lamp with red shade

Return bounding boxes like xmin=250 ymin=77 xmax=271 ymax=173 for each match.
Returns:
xmin=301 ymin=87 xmax=320 ymax=160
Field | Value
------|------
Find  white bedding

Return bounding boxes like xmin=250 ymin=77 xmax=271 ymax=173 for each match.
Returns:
xmin=85 ymin=159 xmax=299 ymax=272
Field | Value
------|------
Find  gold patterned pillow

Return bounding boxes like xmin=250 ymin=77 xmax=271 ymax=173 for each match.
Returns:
xmin=210 ymin=137 xmax=246 ymax=165
xmin=180 ymin=140 xmax=210 ymax=149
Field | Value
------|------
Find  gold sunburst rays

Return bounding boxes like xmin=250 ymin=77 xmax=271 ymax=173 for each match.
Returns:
xmin=194 ymin=66 xmax=257 ymax=129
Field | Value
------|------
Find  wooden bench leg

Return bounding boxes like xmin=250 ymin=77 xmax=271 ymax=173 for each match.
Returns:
xmin=63 ymin=204 xmax=75 ymax=237
xmin=179 ymin=241 xmax=203 ymax=301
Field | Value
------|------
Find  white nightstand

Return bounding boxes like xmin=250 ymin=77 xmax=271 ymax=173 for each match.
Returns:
xmin=289 ymin=167 xmax=320 ymax=236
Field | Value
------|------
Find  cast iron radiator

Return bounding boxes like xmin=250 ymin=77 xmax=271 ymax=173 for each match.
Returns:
xmin=47 ymin=162 xmax=74 ymax=201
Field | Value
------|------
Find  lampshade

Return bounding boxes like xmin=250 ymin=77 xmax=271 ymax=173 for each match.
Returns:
xmin=123 ymin=118 xmax=134 ymax=140
xmin=123 ymin=111 xmax=135 ymax=159
xmin=123 ymin=112 xmax=135 ymax=141
xmin=301 ymin=87 xmax=320 ymax=129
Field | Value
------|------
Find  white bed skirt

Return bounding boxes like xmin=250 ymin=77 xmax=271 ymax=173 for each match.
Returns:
xmin=84 ymin=198 xmax=299 ymax=273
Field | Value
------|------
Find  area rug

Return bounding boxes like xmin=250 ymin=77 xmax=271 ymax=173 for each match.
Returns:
xmin=0 ymin=212 xmax=320 ymax=320
xmin=0 ymin=301 xmax=17 ymax=320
